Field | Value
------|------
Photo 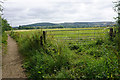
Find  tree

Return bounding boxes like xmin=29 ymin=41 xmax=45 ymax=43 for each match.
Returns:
xmin=0 ymin=1 xmax=3 ymax=34
xmin=114 ymin=0 xmax=120 ymax=28
xmin=2 ymin=18 xmax=12 ymax=32
xmin=0 ymin=1 xmax=11 ymax=32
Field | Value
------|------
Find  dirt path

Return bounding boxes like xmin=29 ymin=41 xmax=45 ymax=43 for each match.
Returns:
xmin=2 ymin=35 xmax=26 ymax=78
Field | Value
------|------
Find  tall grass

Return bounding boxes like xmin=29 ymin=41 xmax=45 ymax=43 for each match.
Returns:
xmin=2 ymin=32 xmax=7 ymax=44
xmin=2 ymin=32 xmax=8 ymax=54
xmin=9 ymin=28 xmax=119 ymax=79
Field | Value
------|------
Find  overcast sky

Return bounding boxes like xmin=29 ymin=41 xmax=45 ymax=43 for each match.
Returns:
xmin=2 ymin=0 xmax=117 ymax=27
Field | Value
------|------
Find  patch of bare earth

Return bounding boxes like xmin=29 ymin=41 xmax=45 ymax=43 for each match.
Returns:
xmin=2 ymin=35 xmax=26 ymax=78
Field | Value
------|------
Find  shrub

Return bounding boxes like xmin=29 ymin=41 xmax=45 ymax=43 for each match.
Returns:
xmin=96 ymin=39 xmax=104 ymax=45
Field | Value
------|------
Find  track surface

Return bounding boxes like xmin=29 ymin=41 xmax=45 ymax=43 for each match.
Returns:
xmin=2 ymin=35 xmax=26 ymax=78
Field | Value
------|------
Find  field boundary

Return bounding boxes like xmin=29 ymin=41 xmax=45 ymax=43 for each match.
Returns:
xmin=46 ymin=28 xmax=109 ymax=43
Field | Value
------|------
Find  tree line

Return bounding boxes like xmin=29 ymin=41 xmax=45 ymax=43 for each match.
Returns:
xmin=1 ymin=18 xmax=12 ymax=32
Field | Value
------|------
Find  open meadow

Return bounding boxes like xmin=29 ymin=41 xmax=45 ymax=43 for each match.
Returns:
xmin=12 ymin=27 xmax=109 ymax=43
xmin=11 ymin=27 xmax=110 ymax=45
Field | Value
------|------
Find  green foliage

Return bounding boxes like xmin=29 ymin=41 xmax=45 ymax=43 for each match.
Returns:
xmin=2 ymin=32 xmax=8 ymax=54
xmin=2 ymin=32 xmax=7 ymax=44
xmin=1 ymin=17 xmax=10 ymax=54
xmin=96 ymin=39 xmax=104 ymax=45
xmin=10 ymin=28 xmax=119 ymax=79
xmin=69 ymin=44 xmax=79 ymax=50
xmin=1 ymin=17 xmax=10 ymax=44
xmin=2 ymin=18 xmax=12 ymax=32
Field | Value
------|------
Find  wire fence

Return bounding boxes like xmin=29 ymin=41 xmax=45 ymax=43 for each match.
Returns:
xmin=45 ymin=28 xmax=109 ymax=44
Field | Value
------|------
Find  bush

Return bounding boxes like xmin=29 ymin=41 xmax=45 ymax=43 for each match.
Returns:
xmin=2 ymin=32 xmax=8 ymax=44
xmin=96 ymin=39 xmax=104 ymax=45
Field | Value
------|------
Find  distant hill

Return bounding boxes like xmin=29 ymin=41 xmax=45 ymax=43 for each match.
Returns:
xmin=18 ymin=22 xmax=115 ymax=29
xmin=60 ymin=22 xmax=115 ymax=28
xmin=22 ymin=22 xmax=57 ymax=27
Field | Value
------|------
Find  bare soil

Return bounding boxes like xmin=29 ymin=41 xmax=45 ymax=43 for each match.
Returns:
xmin=2 ymin=35 xmax=26 ymax=78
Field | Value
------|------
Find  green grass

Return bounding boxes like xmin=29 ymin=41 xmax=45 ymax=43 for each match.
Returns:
xmin=9 ymin=27 xmax=119 ymax=79
xmin=2 ymin=32 xmax=8 ymax=54
xmin=13 ymin=27 xmax=109 ymax=44
xmin=2 ymin=32 xmax=8 ymax=44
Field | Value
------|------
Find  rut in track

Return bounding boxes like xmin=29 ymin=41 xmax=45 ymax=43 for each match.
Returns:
xmin=2 ymin=35 xmax=26 ymax=78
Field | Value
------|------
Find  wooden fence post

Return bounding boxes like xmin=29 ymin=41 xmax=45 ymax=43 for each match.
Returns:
xmin=43 ymin=31 xmax=46 ymax=44
xmin=118 ymin=27 xmax=120 ymax=33
xmin=109 ymin=28 xmax=113 ymax=40
xmin=40 ymin=36 xmax=43 ymax=46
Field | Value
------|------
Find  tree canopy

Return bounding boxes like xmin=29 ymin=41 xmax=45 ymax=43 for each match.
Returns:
xmin=2 ymin=18 xmax=12 ymax=32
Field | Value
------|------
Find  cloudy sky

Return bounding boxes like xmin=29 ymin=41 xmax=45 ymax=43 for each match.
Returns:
xmin=2 ymin=0 xmax=117 ymax=27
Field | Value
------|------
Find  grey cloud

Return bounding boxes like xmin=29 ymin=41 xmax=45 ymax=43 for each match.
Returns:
xmin=3 ymin=0 xmax=117 ymax=27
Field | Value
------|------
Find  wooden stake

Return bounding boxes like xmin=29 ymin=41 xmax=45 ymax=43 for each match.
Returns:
xmin=40 ymin=36 xmax=43 ymax=46
xmin=43 ymin=31 xmax=46 ymax=44
xmin=109 ymin=28 xmax=113 ymax=40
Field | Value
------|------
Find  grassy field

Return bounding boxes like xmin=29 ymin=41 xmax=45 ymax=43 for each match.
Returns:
xmin=11 ymin=27 xmax=110 ymax=46
xmin=9 ymin=27 xmax=119 ymax=79
xmin=12 ymin=27 xmax=109 ymax=42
